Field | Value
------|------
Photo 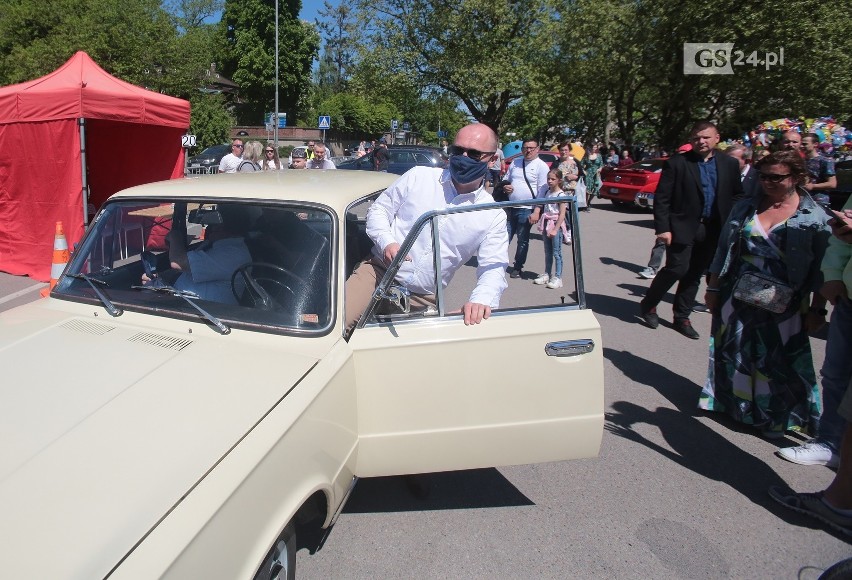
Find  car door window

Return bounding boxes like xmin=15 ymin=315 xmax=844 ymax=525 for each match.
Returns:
xmin=354 ymin=196 xmax=583 ymax=329
xmin=412 ymin=152 xmax=433 ymax=165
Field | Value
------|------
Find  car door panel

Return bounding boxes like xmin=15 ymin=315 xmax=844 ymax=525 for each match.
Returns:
xmin=349 ymin=308 xmax=603 ymax=477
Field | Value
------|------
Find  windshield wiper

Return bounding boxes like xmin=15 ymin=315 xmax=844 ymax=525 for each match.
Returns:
xmin=132 ymin=284 xmax=231 ymax=335
xmin=67 ymin=273 xmax=123 ymax=317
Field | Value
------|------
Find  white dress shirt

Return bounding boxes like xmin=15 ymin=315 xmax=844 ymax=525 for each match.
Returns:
xmin=504 ymin=156 xmax=550 ymax=201
xmin=366 ymin=167 xmax=509 ymax=307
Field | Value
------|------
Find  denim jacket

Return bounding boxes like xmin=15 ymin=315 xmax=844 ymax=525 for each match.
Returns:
xmin=709 ymin=190 xmax=831 ymax=293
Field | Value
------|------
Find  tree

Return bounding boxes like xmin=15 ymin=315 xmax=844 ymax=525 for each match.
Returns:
xmin=354 ymin=0 xmax=560 ymax=132
xmin=0 ymin=0 xmax=178 ymax=88
xmin=314 ymin=1 xmax=359 ymax=96
xmin=189 ymin=93 xmax=236 ymax=149
xmin=220 ymin=0 xmax=320 ymax=124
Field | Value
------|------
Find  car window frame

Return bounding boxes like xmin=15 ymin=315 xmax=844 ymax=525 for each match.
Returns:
xmin=354 ymin=195 xmax=586 ymax=331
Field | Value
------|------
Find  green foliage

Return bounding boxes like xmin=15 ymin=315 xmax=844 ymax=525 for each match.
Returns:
xmin=220 ymin=0 xmax=320 ymax=124
xmin=354 ymin=0 xmax=560 ymax=131
xmin=189 ymin=93 xmax=236 ymax=150
xmin=318 ymin=92 xmax=397 ymax=134
xmin=315 ymin=1 xmax=360 ymax=95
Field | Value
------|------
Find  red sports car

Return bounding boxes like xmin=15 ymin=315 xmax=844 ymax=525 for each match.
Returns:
xmin=600 ymin=158 xmax=665 ymax=207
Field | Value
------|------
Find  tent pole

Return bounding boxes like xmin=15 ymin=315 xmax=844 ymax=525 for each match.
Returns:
xmin=79 ymin=117 xmax=89 ymax=227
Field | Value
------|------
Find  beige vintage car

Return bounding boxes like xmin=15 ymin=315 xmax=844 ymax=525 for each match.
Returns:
xmin=0 ymin=170 xmax=603 ymax=578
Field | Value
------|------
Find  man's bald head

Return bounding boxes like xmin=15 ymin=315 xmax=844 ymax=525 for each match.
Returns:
xmin=454 ymin=123 xmax=499 ymax=153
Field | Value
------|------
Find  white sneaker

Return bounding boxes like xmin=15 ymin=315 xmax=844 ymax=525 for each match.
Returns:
xmin=776 ymin=441 xmax=839 ymax=467
xmin=546 ymin=277 xmax=563 ymax=289
xmin=533 ymin=274 xmax=550 ymax=285
xmin=639 ymin=267 xmax=657 ymax=279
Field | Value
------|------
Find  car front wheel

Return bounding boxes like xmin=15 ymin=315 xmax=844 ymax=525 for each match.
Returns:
xmin=254 ymin=521 xmax=296 ymax=580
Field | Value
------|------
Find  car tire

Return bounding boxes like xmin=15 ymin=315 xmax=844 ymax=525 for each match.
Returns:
xmin=254 ymin=521 xmax=296 ymax=580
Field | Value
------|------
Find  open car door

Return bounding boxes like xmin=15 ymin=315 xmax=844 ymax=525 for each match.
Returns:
xmin=347 ymin=198 xmax=604 ymax=477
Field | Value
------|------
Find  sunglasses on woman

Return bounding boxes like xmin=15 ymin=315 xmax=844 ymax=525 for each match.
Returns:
xmin=758 ymin=173 xmax=791 ymax=183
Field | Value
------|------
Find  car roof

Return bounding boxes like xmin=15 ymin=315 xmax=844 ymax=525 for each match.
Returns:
xmin=111 ymin=171 xmax=399 ymax=214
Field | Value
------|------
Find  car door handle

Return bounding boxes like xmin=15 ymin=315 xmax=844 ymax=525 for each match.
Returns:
xmin=545 ymin=339 xmax=595 ymax=357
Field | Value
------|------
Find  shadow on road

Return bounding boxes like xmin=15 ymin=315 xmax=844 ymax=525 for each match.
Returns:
xmin=603 ymin=346 xmax=847 ymax=540
xmin=343 ymin=468 xmax=534 ymax=514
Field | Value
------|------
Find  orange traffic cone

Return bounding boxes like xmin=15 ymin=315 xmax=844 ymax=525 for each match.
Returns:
xmin=40 ymin=221 xmax=70 ymax=297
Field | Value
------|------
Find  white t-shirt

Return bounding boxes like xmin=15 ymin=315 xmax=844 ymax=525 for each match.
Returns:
xmin=307 ymin=158 xmax=336 ymax=169
xmin=504 ymin=156 xmax=550 ymax=201
xmin=218 ymin=153 xmax=242 ymax=173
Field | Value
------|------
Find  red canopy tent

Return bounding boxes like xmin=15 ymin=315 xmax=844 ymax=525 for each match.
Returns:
xmin=0 ymin=51 xmax=190 ymax=281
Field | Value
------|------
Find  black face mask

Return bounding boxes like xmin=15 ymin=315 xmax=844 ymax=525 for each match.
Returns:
xmin=449 ymin=154 xmax=489 ymax=186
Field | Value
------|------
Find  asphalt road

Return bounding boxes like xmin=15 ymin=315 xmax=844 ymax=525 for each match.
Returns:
xmin=300 ymin=201 xmax=848 ymax=578
xmin=1 ymin=200 xmax=847 ymax=578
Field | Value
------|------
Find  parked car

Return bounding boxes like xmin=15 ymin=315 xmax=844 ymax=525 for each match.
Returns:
xmin=0 ymin=170 xmax=604 ymax=578
xmin=600 ymin=158 xmax=666 ymax=206
xmin=635 ymin=191 xmax=654 ymax=210
xmin=187 ymin=144 xmax=230 ymax=169
xmin=336 ymin=145 xmax=447 ymax=175
xmin=501 ymin=150 xmax=560 ymax=175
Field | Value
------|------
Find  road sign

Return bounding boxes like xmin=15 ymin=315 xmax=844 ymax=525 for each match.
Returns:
xmin=318 ymin=116 xmax=331 ymax=130
xmin=437 ymin=130 xmax=448 ymax=138
xmin=391 ymin=119 xmax=399 ymax=131
xmin=402 ymin=121 xmax=410 ymax=131
xmin=278 ymin=113 xmax=287 ymax=129
xmin=181 ymin=134 xmax=197 ymax=148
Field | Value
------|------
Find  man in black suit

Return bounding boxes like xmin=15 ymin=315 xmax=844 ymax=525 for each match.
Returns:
xmin=639 ymin=121 xmax=745 ymax=338
xmin=727 ymin=144 xmax=763 ymax=199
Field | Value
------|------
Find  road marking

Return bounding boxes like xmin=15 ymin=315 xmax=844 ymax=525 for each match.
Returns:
xmin=0 ymin=283 xmax=48 ymax=305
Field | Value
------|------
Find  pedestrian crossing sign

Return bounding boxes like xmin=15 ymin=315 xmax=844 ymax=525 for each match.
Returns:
xmin=318 ymin=116 xmax=331 ymax=130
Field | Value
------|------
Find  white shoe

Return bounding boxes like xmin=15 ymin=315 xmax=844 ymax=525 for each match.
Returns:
xmin=639 ymin=267 xmax=657 ymax=279
xmin=533 ymin=274 xmax=550 ymax=285
xmin=546 ymin=277 xmax=563 ymax=289
xmin=776 ymin=441 xmax=839 ymax=467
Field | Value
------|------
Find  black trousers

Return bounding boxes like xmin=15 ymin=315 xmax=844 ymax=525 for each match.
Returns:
xmin=641 ymin=222 xmax=719 ymax=320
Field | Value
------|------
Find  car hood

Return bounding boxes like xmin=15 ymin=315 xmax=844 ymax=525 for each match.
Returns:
xmin=0 ymin=308 xmax=318 ymax=578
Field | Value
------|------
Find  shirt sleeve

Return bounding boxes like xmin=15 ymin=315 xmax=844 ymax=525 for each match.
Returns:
xmin=536 ymin=160 xmax=550 ymax=197
xmin=366 ymin=172 xmax=410 ymax=253
xmin=468 ymin=210 xmax=509 ymax=307
xmin=821 ymin=195 xmax=852 ymax=282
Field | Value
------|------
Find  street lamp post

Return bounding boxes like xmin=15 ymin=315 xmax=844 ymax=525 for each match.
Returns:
xmin=274 ymin=0 xmax=279 ymax=148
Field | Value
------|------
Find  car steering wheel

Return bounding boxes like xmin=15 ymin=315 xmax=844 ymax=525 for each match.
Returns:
xmin=231 ymin=262 xmax=306 ymax=310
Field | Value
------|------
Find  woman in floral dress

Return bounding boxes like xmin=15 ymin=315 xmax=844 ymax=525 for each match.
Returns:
xmin=582 ymin=143 xmax=604 ymax=209
xmin=700 ymin=151 xmax=832 ymax=437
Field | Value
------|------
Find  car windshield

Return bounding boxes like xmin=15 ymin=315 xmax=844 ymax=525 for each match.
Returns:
xmin=54 ymin=199 xmax=334 ymax=335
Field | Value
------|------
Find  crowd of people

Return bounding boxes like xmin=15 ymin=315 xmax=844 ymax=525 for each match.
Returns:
xmin=217 ymin=138 xmax=341 ymax=173
xmin=629 ymin=120 xmax=851 ymax=537
xmin=209 ymin=120 xmax=852 ymax=537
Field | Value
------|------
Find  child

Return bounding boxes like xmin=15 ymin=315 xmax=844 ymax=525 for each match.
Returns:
xmin=534 ymin=169 xmax=569 ymax=289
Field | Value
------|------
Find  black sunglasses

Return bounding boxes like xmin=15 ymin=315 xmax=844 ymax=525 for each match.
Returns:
xmin=758 ymin=172 xmax=792 ymax=183
xmin=265 ymin=149 xmax=274 ymax=153
xmin=448 ymin=145 xmax=495 ymax=160
xmin=233 ymin=144 xmax=244 ymax=148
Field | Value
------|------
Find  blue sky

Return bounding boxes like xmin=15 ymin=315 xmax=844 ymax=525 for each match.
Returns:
xmin=299 ymin=0 xmax=339 ymax=22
